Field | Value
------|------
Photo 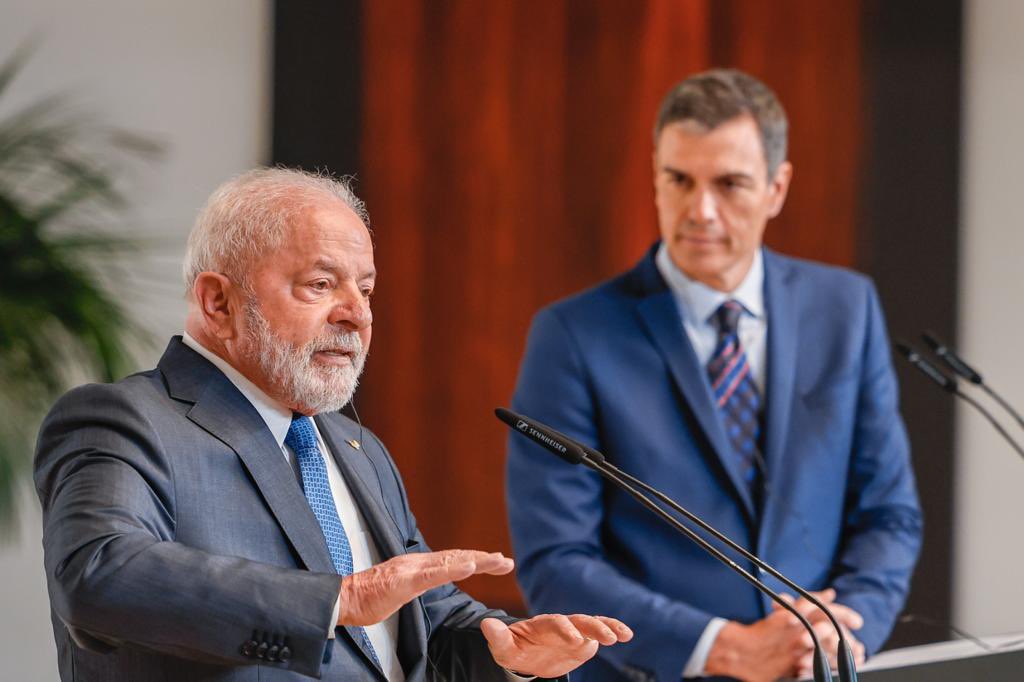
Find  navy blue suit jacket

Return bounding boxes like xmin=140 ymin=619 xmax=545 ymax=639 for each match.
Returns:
xmin=506 ymin=246 xmax=923 ymax=681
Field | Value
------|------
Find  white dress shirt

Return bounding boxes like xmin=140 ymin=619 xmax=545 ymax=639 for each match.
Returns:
xmin=653 ymin=245 xmax=767 ymax=678
xmin=182 ymin=333 xmax=405 ymax=681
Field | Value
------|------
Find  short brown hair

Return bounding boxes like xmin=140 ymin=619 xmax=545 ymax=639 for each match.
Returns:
xmin=654 ymin=69 xmax=788 ymax=178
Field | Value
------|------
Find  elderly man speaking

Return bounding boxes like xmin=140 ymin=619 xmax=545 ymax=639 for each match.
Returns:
xmin=34 ymin=168 xmax=632 ymax=681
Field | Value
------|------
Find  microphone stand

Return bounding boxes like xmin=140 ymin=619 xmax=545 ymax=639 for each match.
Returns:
xmin=582 ymin=454 xmax=834 ymax=682
xmin=922 ymin=332 xmax=1024 ymax=432
xmin=896 ymin=342 xmax=1024 ymax=461
xmin=954 ymin=389 xmax=1024 ymax=461
xmin=589 ymin=451 xmax=858 ymax=682
xmin=497 ymin=408 xmax=836 ymax=682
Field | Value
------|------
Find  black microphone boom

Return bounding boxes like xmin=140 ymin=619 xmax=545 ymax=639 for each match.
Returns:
xmin=496 ymin=407 xmax=838 ymax=682
xmin=588 ymin=450 xmax=859 ymax=682
xmin=895 ymin=342 xmax=1024 ymax=461
xmin=922 ymin=331 xmax=1024 ymax=431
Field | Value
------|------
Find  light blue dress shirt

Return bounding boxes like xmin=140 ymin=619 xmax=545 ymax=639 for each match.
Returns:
xmin=653 ymin=244 xmax=767 ymax=678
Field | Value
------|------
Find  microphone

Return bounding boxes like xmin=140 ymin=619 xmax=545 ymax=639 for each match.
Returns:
xmin=497 ymin=408 xmax=839 ymax=682
xmin=495 ymin=408 xmax=604 ymax=466
xmin=920 ymin=332 xmax=982 ymax=384
xmin=894 ymin=342 xmax=957 ymax=392
xmin=895 ymin=342 xmax=1024 ymax=461
xmin=921 ymin=331 xmax=1024 ymax=431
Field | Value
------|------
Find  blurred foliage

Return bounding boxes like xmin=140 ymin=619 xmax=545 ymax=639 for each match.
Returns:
xmin=0 ymin=44 xmax=160 ymax=527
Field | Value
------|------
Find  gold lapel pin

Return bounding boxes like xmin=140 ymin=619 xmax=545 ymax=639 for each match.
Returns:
xmin=346 ymin=439 xmax=361 ymax=450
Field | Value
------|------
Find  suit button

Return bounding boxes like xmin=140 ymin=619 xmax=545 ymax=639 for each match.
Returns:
xmin=266 ymin=645 xmax=280 ymax=662
xmin=256 ymin=642 xmax=269 ymax=659
xmin=278 ymin=646 xmax=292 ymax=662
xmin=241 ymin=640 xmax=258 ymax=657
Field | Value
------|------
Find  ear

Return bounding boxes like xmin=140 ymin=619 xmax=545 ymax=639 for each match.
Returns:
xmin=192 ymin=272 xmax=242 ymax=340
xmin=766 ymin=161 xmax=793 ymax=219
xmin=651 ymin=149 xmax=660 ymax=190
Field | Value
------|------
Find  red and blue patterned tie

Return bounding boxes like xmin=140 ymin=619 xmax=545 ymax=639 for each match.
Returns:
xmin=706 ymin=301 xmax=763 ymax=501
xmin=286 ymin=415 xmax=381 ymax=668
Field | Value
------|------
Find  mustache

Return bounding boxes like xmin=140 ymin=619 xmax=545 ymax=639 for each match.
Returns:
xmin=306 ymin=331 xmax=363 ymax=355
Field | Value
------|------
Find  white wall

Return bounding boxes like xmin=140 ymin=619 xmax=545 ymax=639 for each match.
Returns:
xmin=0 ymin=2 xmax=271 ymax=679
xmin=955 ymin=0 xmax=1024 ymax=636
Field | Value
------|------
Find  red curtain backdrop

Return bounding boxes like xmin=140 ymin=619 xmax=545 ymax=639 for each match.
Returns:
xmin=358 ymin=0 xmax=862 ymax=611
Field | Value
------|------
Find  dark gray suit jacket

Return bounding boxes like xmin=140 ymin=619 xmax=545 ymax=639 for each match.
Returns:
xmin=35 ymin=337 xmax=529 ymax=681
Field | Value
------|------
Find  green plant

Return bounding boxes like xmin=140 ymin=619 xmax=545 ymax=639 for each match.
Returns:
xmin=0 ymin=46 xmax=158 ymax=526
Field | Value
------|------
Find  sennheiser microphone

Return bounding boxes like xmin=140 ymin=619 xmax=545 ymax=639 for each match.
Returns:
xmin=922 ymin=331 xmax=1024 ymax=430
xmin=495 ymin=408 xmax=604 ymax=466
xmin=497 ymin=407 xmax=837 ymax=682
xmin=895 ymin=342 xmax=1024 ymax=461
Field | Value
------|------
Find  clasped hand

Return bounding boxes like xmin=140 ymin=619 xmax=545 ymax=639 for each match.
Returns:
xmin=706 ymin=589 xmax=866 ymax=682
xmin=337 ymin=548 xmax=632 ymax=678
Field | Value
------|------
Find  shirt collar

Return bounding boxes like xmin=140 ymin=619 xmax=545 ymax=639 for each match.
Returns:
xmin=655 ymin=242 xmax=765 ymax=326
xmin=182 ymin=332 xmax=294 ymax=449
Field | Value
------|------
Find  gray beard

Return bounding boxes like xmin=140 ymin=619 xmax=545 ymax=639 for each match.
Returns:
xmin=241 ymin=300 xmax=367 ymax=415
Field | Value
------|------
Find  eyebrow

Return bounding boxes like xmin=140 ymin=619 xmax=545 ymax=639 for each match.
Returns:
xmin=661 ymin=165 xmax=755 ymax=182
xmin=312 ymin=258 xmax=376 ymax=280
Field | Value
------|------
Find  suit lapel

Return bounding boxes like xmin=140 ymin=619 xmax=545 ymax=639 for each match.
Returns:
xmin=316 ymin=415 xmax=428 ymax=676
xmin=762 ymin=251 xmax=799 ymax=485
xmin=632 ymin=255 xmax=756 ymax=519
xmin=160 ymin=339 xmax=412 ymax=678
xmin=160 ymin=339 xmax=336 ymax=574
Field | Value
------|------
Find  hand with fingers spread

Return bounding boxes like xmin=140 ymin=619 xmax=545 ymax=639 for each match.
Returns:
xmin=480 ymin=613 xmax=634 ymax=679
xmin=337 ymin=549 xmax=514 ymax=626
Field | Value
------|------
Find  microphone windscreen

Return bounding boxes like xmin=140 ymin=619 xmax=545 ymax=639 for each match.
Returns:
xmin=495 ymin=408 xmax=590 ymax=465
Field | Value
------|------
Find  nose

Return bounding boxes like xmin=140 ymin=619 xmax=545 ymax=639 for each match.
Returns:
xmin=685 ymin=186 xmax=718 ymax=227
xmin=327 ymin=285 xmax=372 ymax=331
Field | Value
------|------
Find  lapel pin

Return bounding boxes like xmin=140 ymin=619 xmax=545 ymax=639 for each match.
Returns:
xmin=346 ymin=439 xmax=361 ymax=450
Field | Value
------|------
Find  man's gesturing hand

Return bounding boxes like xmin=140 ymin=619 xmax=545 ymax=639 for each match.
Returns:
xmin=480 ymin=614 xmax=634 ymax=678
xmin=338 ymin=549 xmax=514 ymax=626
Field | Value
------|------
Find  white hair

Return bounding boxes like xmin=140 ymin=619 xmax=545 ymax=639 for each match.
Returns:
xmin=183 ymin=167 xmax=369 ymax=296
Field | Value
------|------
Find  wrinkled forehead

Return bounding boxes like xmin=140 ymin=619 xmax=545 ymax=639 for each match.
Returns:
xmin=262 ymin=199 xmax=374 ymax=270
xmin=286 ymin=198 xmax=372 ymax=245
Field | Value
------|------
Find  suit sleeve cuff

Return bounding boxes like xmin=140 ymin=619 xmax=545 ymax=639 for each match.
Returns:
xmin=682 ymin=617 xmax=727 ymax=678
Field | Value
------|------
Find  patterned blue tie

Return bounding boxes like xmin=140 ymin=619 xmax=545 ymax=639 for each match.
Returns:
xmin=285 ymin=415 xmax=381 ymax=668
xmin=706 ymin=300 xmax=763 ymax=503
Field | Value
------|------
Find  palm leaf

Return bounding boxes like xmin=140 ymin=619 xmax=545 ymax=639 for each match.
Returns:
xmin=0 ymin=45 xmax=161 ymax=529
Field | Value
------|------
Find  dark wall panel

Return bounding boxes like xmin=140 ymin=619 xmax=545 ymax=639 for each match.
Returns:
xmin=860 ymin=0 xmax=961 ymax=649
xmin=272 ymin=1 xmax=362 ymax=174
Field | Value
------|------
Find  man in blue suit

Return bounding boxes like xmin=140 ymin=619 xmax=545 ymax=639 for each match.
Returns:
xmin=35 ymin=168 xmax=633 ymax=681
xmin=506 ymin=69 xmax=922 ymax=682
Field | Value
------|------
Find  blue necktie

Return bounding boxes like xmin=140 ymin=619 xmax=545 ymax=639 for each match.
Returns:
xmin=706 ymin=300 xmax=763 ymax=503
xmin=285 ymin=415 xmax=381 ymax=668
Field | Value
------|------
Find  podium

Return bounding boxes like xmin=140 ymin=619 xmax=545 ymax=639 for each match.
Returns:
xmin=854 ymin=632 xmax=1024 ymax=681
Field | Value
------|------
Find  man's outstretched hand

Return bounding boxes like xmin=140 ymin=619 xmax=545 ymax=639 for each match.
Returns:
xmin=481 ymin=613 xmax=634 ymax=678
xmin=338 ymin=549 xmax=515 ymax=626
xmin=337 ymin=548 xmax=632 ymax=678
